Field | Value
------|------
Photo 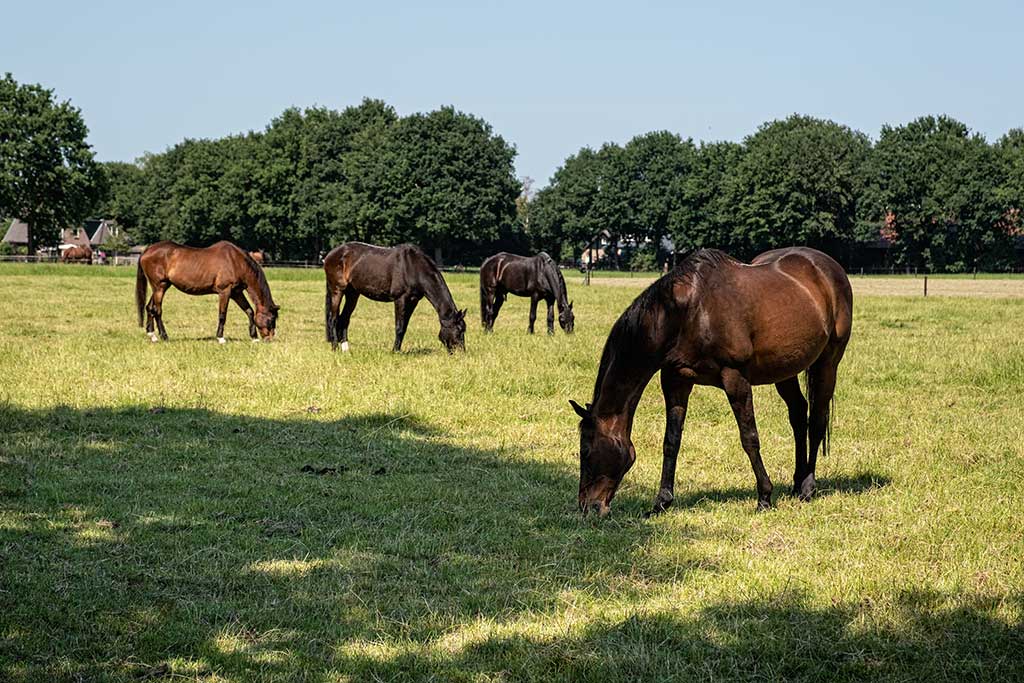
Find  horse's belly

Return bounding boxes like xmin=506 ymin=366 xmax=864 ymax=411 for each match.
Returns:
xmin=746 ymin=331 xmax=829 ymax=384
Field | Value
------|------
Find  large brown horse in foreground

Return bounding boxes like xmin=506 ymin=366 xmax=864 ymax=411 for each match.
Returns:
xmin=479 ymin=252 xmax=574 ymax=334
xmin=570 ymin=247 xmax=853 ymax=516
xmin=324 ymin=242 xmax=466 ymax=353
xmin=136 ymin=241 xmax=279 ymax=343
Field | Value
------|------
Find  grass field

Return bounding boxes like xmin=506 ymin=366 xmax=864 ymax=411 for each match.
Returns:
xmin=1 ymin=263 xmax=1023 ymax=682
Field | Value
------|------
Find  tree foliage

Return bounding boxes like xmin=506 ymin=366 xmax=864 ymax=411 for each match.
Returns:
xmin=0 ymin=73 xmax=103 ymax=252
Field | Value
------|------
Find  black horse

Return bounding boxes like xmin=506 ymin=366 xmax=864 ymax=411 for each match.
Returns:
xmin=479 ymin=252 xmax=574 ymax=334
xmin=324 ymin=242 xmax=467 ymax=353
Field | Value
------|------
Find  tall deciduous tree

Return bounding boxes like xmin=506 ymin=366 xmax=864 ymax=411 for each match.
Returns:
xmin=863 ymin=115 xmax=1006 ymax=271
xmin=376 ymin=106 xmax=519 ymax=263
xmin=727 ymin=115 xmax=871 ymax=258
xmin=0 ymin=73 xmax=103 ymax=253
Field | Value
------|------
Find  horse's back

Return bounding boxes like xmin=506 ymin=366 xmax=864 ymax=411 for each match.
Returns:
xmin=750 ymin=247 xmax=852 ymax=342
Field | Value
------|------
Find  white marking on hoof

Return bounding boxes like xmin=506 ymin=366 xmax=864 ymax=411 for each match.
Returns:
xmin=341 ymin=341 xmax=350 ymax=352
xmin=149 ymin=333 xmax=158 ymax=343
xmin=251 ymin=338 xmax=260 ymax=343
xmin=218 ymin=337 xmax=227 ymax=344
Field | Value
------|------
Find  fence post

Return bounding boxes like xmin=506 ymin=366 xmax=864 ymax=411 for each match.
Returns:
xmin=924 ymin=275 xmax=928 ymax=297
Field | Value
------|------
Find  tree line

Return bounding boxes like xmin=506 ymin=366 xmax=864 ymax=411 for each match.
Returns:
xmin=3 ymin=72 xmax=1023 ymax=270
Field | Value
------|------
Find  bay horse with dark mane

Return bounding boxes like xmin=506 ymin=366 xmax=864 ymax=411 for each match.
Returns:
xmin=324 ymin=242 xmax=466 ymax=353
xmin=61 ymin=245 xmax=93 ymax=264
xmin=479 ymin=252 xmax=574 ymax=334
xmin=570 ymin=247 xmax=852 ymax=516
xmin=135 ymin=241 xmax=279 ymax=343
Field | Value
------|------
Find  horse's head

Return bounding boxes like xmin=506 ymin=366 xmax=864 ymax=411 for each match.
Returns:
xmin=439 ymin=308 xmax=467 ymax=353
xmin=570 ymin=399 xmax=635 ymax=517
xmin=559 ymin=301 xmax=575 ymax=334
xmin=255 ymin=303 xmax=280 ymax=340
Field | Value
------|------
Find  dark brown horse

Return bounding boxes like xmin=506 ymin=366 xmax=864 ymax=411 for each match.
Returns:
xmin=61 ymin=245 xmax=93 ymax=264
xmin=479 ymin=252 xmax=574 ymax=334
xmin=324 ymin=242 xmax=466 ymax=353
xmin=135 ymin=241 xmax=279 ymax=343
xmin=570 ymin=247 xmax=853 ymax=516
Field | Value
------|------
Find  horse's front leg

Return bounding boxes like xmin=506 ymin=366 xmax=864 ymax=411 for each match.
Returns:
xmin=231 ymin=291 xmax=257 ymax=340
xmin=649 ymin=372 xmax=693 ymax=516
xmin=528 ymin=296 xmax=538 ymax=334
xmin=722 ymin=368 xmax=773 ymax=511
xmin=392 ymin=295 xmax=419 ymax=352
xmin=546 ymin=298 xmax=555 ymax=335
xmin=215 ymin=290 xmax=230 ymax=343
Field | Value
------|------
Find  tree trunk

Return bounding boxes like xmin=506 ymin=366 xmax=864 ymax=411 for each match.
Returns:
xmin=26 ymin=221 xmax=35 ymax=257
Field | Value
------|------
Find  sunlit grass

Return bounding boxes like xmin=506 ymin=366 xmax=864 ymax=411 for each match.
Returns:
xmin=1 ymin=263 xmax=1022 ymax=681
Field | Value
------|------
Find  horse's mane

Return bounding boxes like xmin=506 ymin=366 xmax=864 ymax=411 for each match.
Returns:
xmin=241 ymin=250 xmax=274 ymax=305
xmin=590 ymin=248 xmax=736 ymax=403
xmin=537 ymin=252 xmax=568 ymax=303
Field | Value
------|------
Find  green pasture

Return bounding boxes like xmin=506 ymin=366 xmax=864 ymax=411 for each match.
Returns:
xmin=0 ymin=263 xmax=1022 ymax=681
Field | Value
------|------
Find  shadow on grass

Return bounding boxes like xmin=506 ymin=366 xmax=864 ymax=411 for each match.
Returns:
xmin=0 ymin=404 xmax=671 ymax=681
xmin=0 ymin=405 xmax=909 ymax=682
xmin=341 ymin=590 xmax=1023 ymax=681
xmin=666 ymin=471 xmax=892 ymax=511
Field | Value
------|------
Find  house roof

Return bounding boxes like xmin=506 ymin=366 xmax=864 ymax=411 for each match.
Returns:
xmin=60 ymin=228 xmax=91 ymax=248
xmin=3 ymin=219 xmax=29 ymax=244
xmin=89 ymin=219 xmax=115 ymax=245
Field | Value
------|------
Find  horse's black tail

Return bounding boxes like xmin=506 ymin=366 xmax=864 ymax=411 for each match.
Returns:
xmin=135 ymin=259 xmax=147 ymax=327
xmin=325 ymin=281 xmax=334 ymax=343
xmin=805 ymin=368 xmax=834 ymax=458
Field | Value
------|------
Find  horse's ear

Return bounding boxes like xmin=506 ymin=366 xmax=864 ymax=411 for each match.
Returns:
xmin=459 ymin=308 xmax=467 ymax=320
xmin=569 ymin=301 xmax=574 ymax=310
xmin=569 ymin=400 xmax=591 ymax=421
xmin=272 ymin=304 xmax=281 ymax=312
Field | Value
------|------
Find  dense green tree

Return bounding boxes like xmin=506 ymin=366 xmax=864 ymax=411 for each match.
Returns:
xmin=374 ymin=106 xmax=518 ymax=263
xmin=995 ymin=129 xmax=1024 ymax=241
xmin=623 ymin=131 xmax=697 ymax=256
xmin=725 ymin=115 xmax=871 ymax=258
xmin=863 ymin=115 xmax=1006 ymax=271
xmin=671 ymin=141 xmax=746 ymax=254
xmin=95 ymin=161 xmax=145 ymax=235
xmin=0 ymin=73 xmax=103 ymax=253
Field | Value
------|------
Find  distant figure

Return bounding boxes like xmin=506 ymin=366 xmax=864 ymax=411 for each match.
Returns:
xmin=323 ymin=242 xmax=466 ymax=353
xmin=662 ymin=261 xmax=669 ymax=275
xmin=136 ymin=241 xmax=279 ymax=343
xmin=249 ymin=250 xmax=265 ymax=265
xmin=61 ymin=245 xmax=93 ymax=264
xmin=480 ymin=252 xmax=574 ymax=334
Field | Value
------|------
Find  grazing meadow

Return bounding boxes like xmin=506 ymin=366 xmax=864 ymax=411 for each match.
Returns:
xmin=1 ymin=263 xmax=1022 ymax=682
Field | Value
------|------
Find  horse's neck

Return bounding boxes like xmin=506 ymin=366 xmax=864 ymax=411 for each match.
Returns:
xmin=541 ymin=260 xmax=568 ymax=311
xmin=591 ymin=345 xmax=660 ymax=440
xmin=243 ymin=270 xmax=270 ymax=309
xmin=422 ymin=272 xmax=457 ymax=319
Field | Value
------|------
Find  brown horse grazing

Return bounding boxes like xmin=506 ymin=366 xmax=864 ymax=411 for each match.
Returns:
xmin=479 ymin=252 xmax=574 ymax=334
xmin=324 ymin=242 xmax=467 ymax=353
xmin=61 ymin=245 xmax=93 ymax=264
xmin=135 ymin=241 xmax=279 ymax=343
xmin=570 ymin=247 xmax=853 ymax=516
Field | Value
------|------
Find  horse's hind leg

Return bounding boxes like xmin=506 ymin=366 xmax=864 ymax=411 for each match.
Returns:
xmin=337 ymin=291 xmax=359 ymax=352
xmin=805 ymin=355 xmax=841 ymax=501
xmin=776 ymin=377 xmax=809 ymax=498
xmin=722 ymin=368 xmax=773 ymax=511
xmin=231 ymin=291 xmax=257 ymax=339
xmin=149 ymin=284 xmax=169 ymax=341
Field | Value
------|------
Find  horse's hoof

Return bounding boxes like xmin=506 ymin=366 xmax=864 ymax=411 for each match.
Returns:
xmin=341 ymin=341 xmax=350 ymax=352
xmin=149 ymin=334 xmax=159 ymax=343
xmin=217 ymin=337 xmax=226 ymax=344
xmin=756 ymin=499 xmax=772 ymax=512
xmin=798 ymin=474 xmax=816 ymax=502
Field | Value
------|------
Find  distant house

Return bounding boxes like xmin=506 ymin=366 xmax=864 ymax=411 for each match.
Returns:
xmin=3 ymin=218 xmax=123 ymax=252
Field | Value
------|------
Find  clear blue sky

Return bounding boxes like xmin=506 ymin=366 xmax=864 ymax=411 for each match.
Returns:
xmin=3 ymin=1 xmax=1022 ymax=186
